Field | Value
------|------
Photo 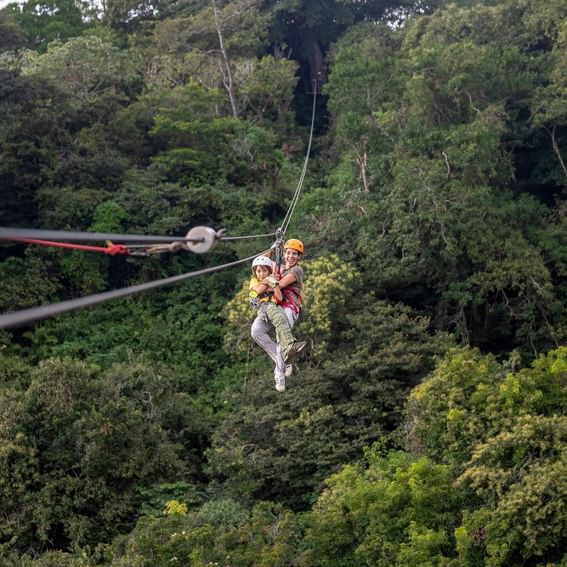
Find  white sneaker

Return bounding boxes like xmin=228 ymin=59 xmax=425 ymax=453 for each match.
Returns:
xmin=275 ymin=375 xmax=286 ymax=392
xmin=285 ymin=365 xmax=293 ymax=378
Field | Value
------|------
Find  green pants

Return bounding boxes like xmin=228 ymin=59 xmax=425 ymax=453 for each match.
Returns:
xmin=262 ymin=302 xmax=296 ymax=356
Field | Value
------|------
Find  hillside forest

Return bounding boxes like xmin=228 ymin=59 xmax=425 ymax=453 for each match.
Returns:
xmin=0 ymin=0 xmax=566 ymax=565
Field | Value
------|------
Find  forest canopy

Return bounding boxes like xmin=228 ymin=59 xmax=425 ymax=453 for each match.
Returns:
xmin=0 ymin=0 xmax=565 ymax=565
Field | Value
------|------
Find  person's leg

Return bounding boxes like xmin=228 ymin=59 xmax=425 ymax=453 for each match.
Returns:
xmin=278 ymin=306 xmax=299 ymax=377
xmin=266 ymin=303 xmax=296 ymax=357
xmin=251 ymin=307 xmax=286 ymax=391
xmin=271 ymin=304 xmax=306 ymax=364
xmin=283 ymin=306 xmax=299 ymax=328
xmin=251 ymin=309 xmax=278 ymax=364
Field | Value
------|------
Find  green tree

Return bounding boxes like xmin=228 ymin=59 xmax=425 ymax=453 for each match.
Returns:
xmin=303 ymin=448 xmax=458 ymax=567
xmin=146 ymin=0 xmax=269 ymax=116
xmin=104 ymin=498 xmax=303 ymax=566
xmin=212 ymin=276 xmax=449 ymax=508
xmin=149 ymin=81 xmax=238 ymax=183
xmin=0 ymin=251 xmax=60 ymax=313
xmin=455 ymin=415 xmax=567 ymax=566
xmin=14 ymin=0 xmax=91 ymax=52
xmin=0 ymin=7 xmax=27 ymax=51
xmin=265 ymin=0 xmax=434 ymax=90
xmin=319 ymin=0 xmax=567 ymax=354
xmin=0 ymin=357 xmax=201 ymax=553
xmin=405 ymin=346 xmax=567 ymax=465
xmin=0 ymin=67 xmax=73 ymax=226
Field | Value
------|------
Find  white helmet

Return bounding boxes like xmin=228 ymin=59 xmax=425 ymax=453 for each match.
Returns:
xmin=251 ymin=255 xmax=273 ymax=273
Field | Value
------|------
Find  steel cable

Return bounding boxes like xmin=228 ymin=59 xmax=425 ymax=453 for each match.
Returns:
xmin=0 ymin=227 xmax=203 ymax=244
xmin=219 ymin=231 xmax=277 ymax=241
xmin=280 ymin=80 xmax=318 ymax=235
xmin=0 ymin=249 xmax=269 ymax=329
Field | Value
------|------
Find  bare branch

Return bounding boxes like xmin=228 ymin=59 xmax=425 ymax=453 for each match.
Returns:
xmin=464 ymin=89 xmax=481 ymax=114
xmin=548 ymin=125 xmax=567 ymax=181
xmin=211 ymin=0 xmax=238 ymax=118
xmin=442 ymin=151 xmax=451 ymax=177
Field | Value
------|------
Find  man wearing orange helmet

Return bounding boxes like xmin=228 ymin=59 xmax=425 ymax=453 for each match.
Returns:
xmin=276 ymin=238 xmax=305 ymax=319
xmin=250 ymin=238 xmax=306 ymax=392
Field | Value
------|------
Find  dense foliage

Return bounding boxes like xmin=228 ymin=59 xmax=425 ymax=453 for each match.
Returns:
xmin=0 ymin=0 xmax=565 ymax=564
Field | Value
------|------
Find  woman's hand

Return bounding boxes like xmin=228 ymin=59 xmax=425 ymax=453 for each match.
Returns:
xmin=263 ymin=276 xmax=279 ymax=288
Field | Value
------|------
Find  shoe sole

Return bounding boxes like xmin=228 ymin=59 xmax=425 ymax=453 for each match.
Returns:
xmin=284 ymin=341 xmax=306 ymax=365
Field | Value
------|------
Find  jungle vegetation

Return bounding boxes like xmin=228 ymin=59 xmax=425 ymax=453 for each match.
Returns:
xmin=0 ymin=0 xmax=565 ymax=564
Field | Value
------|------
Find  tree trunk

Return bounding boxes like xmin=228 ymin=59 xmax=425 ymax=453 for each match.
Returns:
xmin=211 ymin=0 xmax=239 ymax=118
xmin=354 ymin=136 xmax=369 ymax=193
xmin=549 ymin=125 xmax=567 ymax=182
xmin=307 ymin=40 xmax=326 ymax=91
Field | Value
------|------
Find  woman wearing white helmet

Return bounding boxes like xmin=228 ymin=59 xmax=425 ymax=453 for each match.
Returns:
xmin=249 ymin=252 xmax=305 ymax=392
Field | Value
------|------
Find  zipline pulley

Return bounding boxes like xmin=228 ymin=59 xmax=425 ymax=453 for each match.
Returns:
xmin=184 ymin=226 xmax=222 ymax=254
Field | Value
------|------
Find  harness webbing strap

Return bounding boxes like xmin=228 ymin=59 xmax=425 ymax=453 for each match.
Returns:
xmin=277 ymin=286 xmax=303 ymax=314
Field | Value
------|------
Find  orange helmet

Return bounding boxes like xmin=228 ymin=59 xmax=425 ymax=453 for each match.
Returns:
xmin=284 ymin=238 xmax=304 ymax=255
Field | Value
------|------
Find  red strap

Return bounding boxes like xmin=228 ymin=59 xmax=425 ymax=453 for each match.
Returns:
xmin=276 ymin=287 xmax=302 ymax=314
xmin=11 ymin=238 xmax=130 ymax=256
xmin=283 ymin=286 xmax=302 ymax=304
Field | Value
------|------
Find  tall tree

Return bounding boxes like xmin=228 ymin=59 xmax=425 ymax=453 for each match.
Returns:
xmin=264 ymin=0 xmax=438 ymax=90
xmin=0 ymin=7 xmax=27 ymax=51
xmin=14 ymin=0 xmax=91 ymax=52
xmin=317 ymin=0 xmax=567 ymax=354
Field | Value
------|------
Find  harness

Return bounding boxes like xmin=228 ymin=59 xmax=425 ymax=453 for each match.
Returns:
xmin=249 ymin=290 xmax=272 ymax=310
xmin=276 ymin=286 xmax=303 ymax=315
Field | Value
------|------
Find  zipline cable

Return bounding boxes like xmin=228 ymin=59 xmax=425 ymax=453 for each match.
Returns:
xmin=280 ymin=79 xmax=318 ymax=235
xmin=0 ymin=249 xmax=270 ymax=330
xmin=0 ymin=227 xmax=279 ymax=251
xmin=0 ymin=227 xmax=203 ymax=244
xmin=219 ymin=231 xmax=277 ymax=242
xmin=0 ymin=226 xmax=278 ymax=256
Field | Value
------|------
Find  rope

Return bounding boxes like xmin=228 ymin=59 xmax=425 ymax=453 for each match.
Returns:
xmin=0 ymin=249 xmax=270 ymax=330
xmin=9 ymin=238 xmax=131 ymax=256
xmin=279 ymin=79 xmax=318 ymax=235
xmin=272 ymin=228 xmax=284 ymax=275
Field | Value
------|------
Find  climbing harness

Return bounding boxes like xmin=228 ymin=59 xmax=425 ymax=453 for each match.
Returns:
xmin=277 ymin=286 xmax=303 ymax=315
